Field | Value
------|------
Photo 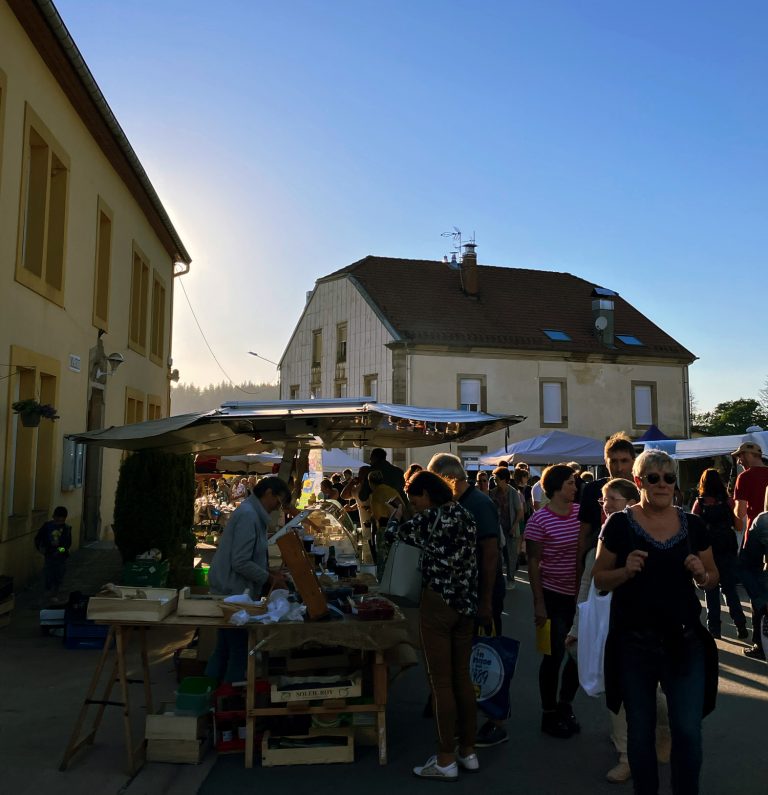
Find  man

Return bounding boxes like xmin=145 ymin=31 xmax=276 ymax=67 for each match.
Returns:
xmin=738 ymin=486 xmax=768 ymax=660
xmin=34 ymin=506 xmax=72 ymax=599
xmin=359 ymin=448 xmax=406 ymax=502
xmin=490 ymin=466 xmax=523 ymax=589
xmin=428 ymin=453 xmax=508 ymax=747
xmin=207 ymin=476 xmax=291 ymax=682
xmin=732 ymin=441 xmax=768 ymax=658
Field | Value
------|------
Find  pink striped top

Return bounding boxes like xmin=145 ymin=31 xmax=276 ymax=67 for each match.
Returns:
xmin=524 ymin=503 xmax=580 ymax=596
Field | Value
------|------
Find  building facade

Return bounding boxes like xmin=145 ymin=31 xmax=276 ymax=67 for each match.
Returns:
xmin=279 ymin=249 xmax=695 ymax=469
xmin=0 ymin=0 xmax=191 ymax=584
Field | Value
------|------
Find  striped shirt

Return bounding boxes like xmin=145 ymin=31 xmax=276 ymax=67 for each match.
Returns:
xmin=524 ymin=503 xmax=580 ymax=596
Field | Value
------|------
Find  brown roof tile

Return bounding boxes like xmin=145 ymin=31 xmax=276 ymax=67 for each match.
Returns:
xmin=320 ymin=256 xmax=695 ymax=362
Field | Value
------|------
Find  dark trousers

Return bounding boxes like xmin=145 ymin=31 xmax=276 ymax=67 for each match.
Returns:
xmin=44 ymin=557 xmax=66 ymax=591
xmin=617 ymin=631 xmax=706 ymax=795
xmin=205 ymin=629 xmax=248 ymax=683
xmin=704 ymin=555 xmax=746 ymax=634
xmin=419 ymin=587 xmax=477 ymax=753
xmin=539 ymin=588 xmax=579 ymax=712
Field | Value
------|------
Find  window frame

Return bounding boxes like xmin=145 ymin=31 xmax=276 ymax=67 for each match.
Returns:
xmin=539 ymin=378 xmax=568 ymax=428
xmin=149 ymin=270 xmax=167 ymax=366
xmin=311 ymin=329 xmax=323 ymax=368
xmin=125 ymin=387 xmax=146 ymax=425
xmin=92 ymin=196 xmax=113 ymax=331
xmin=146 ymin=394 xmax=163 ymax=421
xmin=631 ymin=381 xmax=657 ymax=429
xmin=457 ymin=374 xmax=487 ymax=413
xmin=289 ymin=384 xmax=300 ymax=400
xmin=334 ymin=379 xmax=348 ymax=398
xmin=335 ymin=322 xmax=348 ymax=364
xmin=363 ymin=374 xmax=378 ymax=400
xmin=128 ymin=242 xmax=150 ymax=355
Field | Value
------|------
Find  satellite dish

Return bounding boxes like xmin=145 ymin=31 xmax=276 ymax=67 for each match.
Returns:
xmin=595 ymin=316 xmax=608 ymax=331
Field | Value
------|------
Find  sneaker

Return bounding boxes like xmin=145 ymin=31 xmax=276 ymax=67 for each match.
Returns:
xmin=475 ymin=722 xmax=509 ymax=748
xmin=737 ymin=625 xmax=750 ymax=640
xmin=413 ymin=755 xmax=458 ymax=781
xmin=743 ymin=644 xmax=766 ymax=660
xmin=556 ymin=702 xmax=581 ymax=734
xmin=455 ymin=748 xmax=480 ymax=772
xmin=606 ymin=759 xmax=632 ymax=783
xmin=541 ymin=711 xmax=574 ymax=739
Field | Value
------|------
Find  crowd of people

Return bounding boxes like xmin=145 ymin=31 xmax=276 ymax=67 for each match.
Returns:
xmin=202 ymin=435 xmax=768 ymax=793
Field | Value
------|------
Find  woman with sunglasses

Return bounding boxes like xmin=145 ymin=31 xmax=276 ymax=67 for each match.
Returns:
xmin=593 ymin=450 xmax=719 ymax=795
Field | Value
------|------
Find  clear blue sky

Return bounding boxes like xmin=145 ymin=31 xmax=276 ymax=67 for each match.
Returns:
xmin=56 ymin=0 xmax=768 ymax=414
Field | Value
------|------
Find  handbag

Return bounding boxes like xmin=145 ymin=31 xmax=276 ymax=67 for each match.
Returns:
xmin=576 ymin=580 xmax=612 ymax=697
xmin=470 ymin=627 xmax=521 ymax=720
xmin=379 ymin=507 xmax=441 ymax=604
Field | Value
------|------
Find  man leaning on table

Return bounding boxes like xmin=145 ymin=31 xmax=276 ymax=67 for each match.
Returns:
xmin=206 ymin=476 xmax=291 ymax=682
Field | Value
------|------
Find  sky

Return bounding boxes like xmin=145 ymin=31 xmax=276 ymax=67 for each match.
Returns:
xmin=55 ymin=0 xmax=768 ymax=413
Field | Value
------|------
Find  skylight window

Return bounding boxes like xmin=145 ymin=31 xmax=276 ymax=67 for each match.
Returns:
xmin=593 ymin=286 xmax=618 ymax=297
xmin=617 ymin=334 xmax=643 ymax=346
xmin=543 ymin=329 xmax=572 ymax=341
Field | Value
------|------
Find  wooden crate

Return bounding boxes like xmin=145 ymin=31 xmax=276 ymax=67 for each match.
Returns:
xmin=276 ymin=531 xmax=328 ymax=619
xmin=176 ymin=587 xmax=224 ymax=618
xmin=146 ymin=737 xmax=209 ymax=764
xmin=270 ymin=671 xmax=362 ymax=703
xmin=146 ymin=702 xmax=210 ymax=741
xmin=261 ymin=728 xmax=353 ymax=767
xmin=86 ymin=586 xmax=178 ymax=622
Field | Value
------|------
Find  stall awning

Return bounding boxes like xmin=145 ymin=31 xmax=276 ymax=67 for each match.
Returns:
xmin=479 ymin=430 xmax=606 ymax=466
xmin=68 ymin=398 xmax=525 ymax=453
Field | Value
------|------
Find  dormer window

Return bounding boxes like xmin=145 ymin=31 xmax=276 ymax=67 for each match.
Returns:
xmin=617 ymin=334 xmax=643 ymax=346
xmin=543 ymin=329 xmax=571 ymax=341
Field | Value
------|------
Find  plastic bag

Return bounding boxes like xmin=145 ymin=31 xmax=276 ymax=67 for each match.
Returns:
xmin=576 ymin=581 xmax=612 ymax=696
xmin=470 ymin=632 xmax=520 ymax=720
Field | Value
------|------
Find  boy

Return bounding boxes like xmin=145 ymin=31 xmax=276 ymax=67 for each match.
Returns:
xmin=34 ymin=506 xmax=72 ymax=597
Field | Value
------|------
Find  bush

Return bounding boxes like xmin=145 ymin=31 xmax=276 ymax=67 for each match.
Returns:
xmin=113 ymin=450 xmax=195 ymax=586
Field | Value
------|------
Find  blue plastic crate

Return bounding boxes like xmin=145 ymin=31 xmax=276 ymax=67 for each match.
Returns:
xmin=64 ymin=620 xmax=113 ymax=650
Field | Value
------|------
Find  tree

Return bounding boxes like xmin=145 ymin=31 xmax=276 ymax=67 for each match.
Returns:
xmin=759 ymin=376 xmax=768 ymax=413
xmin=692 ymin=399 xmax=768 ymax=436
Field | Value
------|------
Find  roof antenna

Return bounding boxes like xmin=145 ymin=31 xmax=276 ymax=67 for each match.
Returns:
xmin=441 ymin=227 xmax=462 ymax=270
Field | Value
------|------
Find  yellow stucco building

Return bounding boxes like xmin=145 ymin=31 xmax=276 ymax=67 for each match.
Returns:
xmin=0 ymin=0 xmax=191 ymax=585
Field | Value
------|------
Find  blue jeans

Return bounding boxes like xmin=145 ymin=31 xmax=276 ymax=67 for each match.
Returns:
xmin=704 ymin=556 xmax=746 ymax=634
xmin=617 ymin=629 xmax=706 ymax=795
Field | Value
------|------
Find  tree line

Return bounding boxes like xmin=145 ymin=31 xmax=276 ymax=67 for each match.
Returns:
xmin=692 ymin=379 xmax=768 ymax=436
xmin=170 ymin=381 xmax=279 ymax=416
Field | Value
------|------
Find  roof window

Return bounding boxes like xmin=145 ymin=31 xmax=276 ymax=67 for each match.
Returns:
xmin=617 ymin=334 xmax=643 ymax=346
xmin=593 ymin=286 xmax=618 ymax=297
xmin=543 ymin=329 xmax=572 ymax=341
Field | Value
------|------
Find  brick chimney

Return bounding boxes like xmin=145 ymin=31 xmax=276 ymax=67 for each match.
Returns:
xmin=461 ymin=242 xmax=479 ymax=297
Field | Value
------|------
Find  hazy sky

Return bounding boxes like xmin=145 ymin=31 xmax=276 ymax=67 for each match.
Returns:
xmin=55 ymin=0 xmax=767 ymax=413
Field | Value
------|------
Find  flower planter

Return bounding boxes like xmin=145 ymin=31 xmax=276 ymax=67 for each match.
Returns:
xmin=20 ymin=412 xmax=41 ymax=428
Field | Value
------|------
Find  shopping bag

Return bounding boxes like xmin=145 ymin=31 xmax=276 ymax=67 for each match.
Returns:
xmin=378 ymin=540 xmax=423 ymax=604
xmin=470 ymin=632 xmax=521 ymax=720
xmin=576 ymin=581 xmax=612 ymax=697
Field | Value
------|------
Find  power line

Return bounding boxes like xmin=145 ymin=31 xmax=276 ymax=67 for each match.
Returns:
xmin=177 ymin=278 xmax=267 ymax=395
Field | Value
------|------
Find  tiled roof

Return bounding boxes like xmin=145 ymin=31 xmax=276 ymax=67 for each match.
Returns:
xmin=319 ymin=256 xmax=695 ymax=361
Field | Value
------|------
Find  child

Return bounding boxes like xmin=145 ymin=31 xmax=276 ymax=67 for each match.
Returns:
xmin=34 ymin=506 xmax=72 ymax=598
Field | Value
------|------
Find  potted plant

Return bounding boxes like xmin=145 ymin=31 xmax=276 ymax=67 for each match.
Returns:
xmin=12 ymin=399 xmax=60 ymax=428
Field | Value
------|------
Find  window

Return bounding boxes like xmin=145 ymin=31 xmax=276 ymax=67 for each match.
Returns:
xmin=129 ymin=245 xmax=150 ymax=353
xmin=150 ymin=271 xmax=166 ymax=365
xmin=540 ymin=379 xmax=567 ymax=427
xmin=543 ymin=329 xmax=571 ymax=341
xmin=363 ymin=374 xmax=378 ymax=400
xmin=632 ymin=382 xmax=657 ymax=428
xmin=289 ymin=385 xmax=300 ymax=400
xmin=15 ymin=105 xmax=70 ymax=305
xmin=92 ymin=198 xmax=112 ymax=330
xmin=311 ymin=329 xmax=322 ymax=367
xmin=147 ymin=394 xmax=163 ymax=421
xmin=593 ymin=286 xmax=618 ymax=297
xmin=336 ymin=322 xmax=347 ymax=363
xmin=125 ymin=388 xmax=145 ymax=425
xmin=309 ymin=384 xmax=320 ymax=400
xmin=458 ymin=446 xmax=487 ymax=470
xmin=458 ymin=376 xmax=485 ymax=412
xmin=334 ymin=380 xmax=347 ymax=398
xmin=617 ymin=334 xmax=643 ymax=346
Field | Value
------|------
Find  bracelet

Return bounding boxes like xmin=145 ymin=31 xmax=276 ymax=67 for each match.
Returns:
xmin=695 ymin=571 xmax=709 ymax=588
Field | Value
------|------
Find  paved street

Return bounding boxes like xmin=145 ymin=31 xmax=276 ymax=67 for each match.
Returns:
xmin=1 ymin=544 xmax=766 ymax=795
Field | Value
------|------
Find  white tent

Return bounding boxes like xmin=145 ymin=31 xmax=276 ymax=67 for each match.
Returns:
xmin=220 ymin=448 xmax=363 ymax=474
xmin=671 ymin=430 xmax=768 ymax=460
xmin=479 ymin=430 xmax=605 ymax=466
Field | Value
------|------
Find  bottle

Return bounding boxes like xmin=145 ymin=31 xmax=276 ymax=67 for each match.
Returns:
xmin=326 ymin=545 xmax=337 ymax=573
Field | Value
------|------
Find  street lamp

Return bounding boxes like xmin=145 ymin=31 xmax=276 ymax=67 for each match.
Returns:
xmin=248 ymin=351 xmax=279 ymax=367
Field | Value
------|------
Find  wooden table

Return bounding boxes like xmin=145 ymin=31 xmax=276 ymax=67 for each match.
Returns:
xmin=59 ymin=612 xmax=408 ymax=772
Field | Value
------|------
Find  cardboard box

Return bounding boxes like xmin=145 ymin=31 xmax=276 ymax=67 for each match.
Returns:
xmin=146 ymin=702 xmax=210 ymax=741
xmin=270 ymin=671 xmax=362 ymax=703
xmin=146 ymin=736 xmax=209 ymax=764
xmin=176 ymin=587 xmax=224 ymax=618
xmin=86 ymin=586 xmax=178 ymax=622
xmin=261 ymin=727 xmax=353 ymax=767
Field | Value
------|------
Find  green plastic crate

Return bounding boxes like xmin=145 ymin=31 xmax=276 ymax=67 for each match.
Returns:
xmin=121 ymin=559 xmax=170 ymax=587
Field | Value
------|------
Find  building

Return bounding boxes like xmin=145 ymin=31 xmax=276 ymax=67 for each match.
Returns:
xmin=278 ymin=246 xmax=695 ymax=469
xmin=0 ymin=0 xmax=191 ymax=584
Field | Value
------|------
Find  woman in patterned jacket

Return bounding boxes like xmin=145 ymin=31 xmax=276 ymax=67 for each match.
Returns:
xmin=387 ymin=470 xmax=479 ymax=781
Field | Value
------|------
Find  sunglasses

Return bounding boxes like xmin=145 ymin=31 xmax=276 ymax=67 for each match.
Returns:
xmin=643 ymin=473 xmax=676 ymax=485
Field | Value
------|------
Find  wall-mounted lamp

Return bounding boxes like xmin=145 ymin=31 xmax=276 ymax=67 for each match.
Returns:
xmin=94 ymin=352 xmax=125 ymax=380
xmin=168 ymin=368 xmax=180 ymax=382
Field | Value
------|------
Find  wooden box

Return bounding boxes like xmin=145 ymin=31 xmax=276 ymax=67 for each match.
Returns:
xmin=261 ymin=728 xmax=353 ymax=767
xmin=176 ymin=587 xmax=224 ymax=618
xmin=146 ymin=702 xmax=210 ymax=741
xmin=270 ymin=671 xmax=362 ymax=703
xmin=276 ymin=531 xmax=328 ymax=619
xmin=86 ymin=586 xmax=178 ymax=622
xmin=146 ymin=737 xmax=209 ymax=764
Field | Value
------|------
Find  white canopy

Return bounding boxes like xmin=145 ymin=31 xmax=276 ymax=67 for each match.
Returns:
xmin=479 ymin=430 xmax=606 ymax=466
xmin=220 ymin=447 xmax=363 ymax=474
xmin=669 ymin=430 xmax=768 ymax=460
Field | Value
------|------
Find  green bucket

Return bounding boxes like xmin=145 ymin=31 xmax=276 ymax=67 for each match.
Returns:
xmin=193 ymin=564 xmax=210 ymax=587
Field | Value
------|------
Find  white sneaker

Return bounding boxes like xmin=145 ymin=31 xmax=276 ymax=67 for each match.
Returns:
xmin=606 ymin=758 xmax=631 ymax=783
xmin=455 ymin=749 xmax=480 ymax=772
xmin=413 ymin=755 xmax=459 ymax=781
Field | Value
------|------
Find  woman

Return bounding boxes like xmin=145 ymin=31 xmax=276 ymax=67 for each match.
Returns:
xmin=490 ymin=466 xmax=523 ymax=588
xmin=593 ymin=450 xmax=719 ymax=795
xmin=692 ymin=469 xmax=748 ymax=640
xmin=513 ymin=466 xmax=533 ymax=565
xmin=387 ymin=470 xmax=478 ymax=781
xmin=404 ymin=462 xmax=423 ymax=483
xmin=476 ymin=471 xmax=490 ymax=494
xmin=525 ymin=464 xmax=582 ymax=738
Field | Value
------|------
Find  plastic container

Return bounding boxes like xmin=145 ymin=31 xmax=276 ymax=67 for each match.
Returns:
xmin=193 ymin=565 xmax=210 ymax=587
xmin=121 ymin=559 xmax=170 ymax=587
xmin=175 ymin=676 xmax=217 ymax=716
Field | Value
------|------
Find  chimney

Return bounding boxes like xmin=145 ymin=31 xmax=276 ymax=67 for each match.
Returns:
xmin=461 ymin=242 xmax=479 ymax=297
xmin=592 ymin=298 xmax=615 ymax=346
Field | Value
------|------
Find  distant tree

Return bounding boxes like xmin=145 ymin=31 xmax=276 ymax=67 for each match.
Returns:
xmin=759 ymin=376 xmax=768 ymax=412
xmin=692 ymin=398 xmax=768 ymax=436
xmin=170 ymin=381 xmax=279 ymax=415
